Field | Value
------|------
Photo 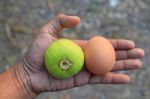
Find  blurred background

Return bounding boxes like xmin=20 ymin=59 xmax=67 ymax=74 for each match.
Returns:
xmin=0 ymin=0 xmax=150 ymax=99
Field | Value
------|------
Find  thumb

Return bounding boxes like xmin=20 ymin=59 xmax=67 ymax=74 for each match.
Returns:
xmin=40 ymin=13 xmax=80 ymax=35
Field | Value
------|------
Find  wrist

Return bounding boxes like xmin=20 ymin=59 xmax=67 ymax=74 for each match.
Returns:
xmin=13 ymin=63 xmax=37 ymax=99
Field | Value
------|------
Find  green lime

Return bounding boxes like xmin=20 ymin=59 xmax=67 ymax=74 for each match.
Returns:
xmin=45 ymin=39 xmax=84 ymax=79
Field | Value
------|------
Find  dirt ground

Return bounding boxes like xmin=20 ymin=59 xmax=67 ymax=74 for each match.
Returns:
xmin=0 ymin=0 xmax=150 ymax=99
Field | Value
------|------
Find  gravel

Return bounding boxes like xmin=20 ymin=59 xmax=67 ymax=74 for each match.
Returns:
xmin=0 ymin=0 xmax=150 ymax=99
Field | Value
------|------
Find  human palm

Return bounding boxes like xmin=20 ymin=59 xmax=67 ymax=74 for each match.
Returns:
xmin=19 ymin=14 xmax=144 ymax=94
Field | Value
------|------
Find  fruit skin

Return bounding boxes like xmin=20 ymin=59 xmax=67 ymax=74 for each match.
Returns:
xmin=84 ymin=36 xmax=116 ymax=76
xmin=45 ymin=39 xmax=84 ymax=79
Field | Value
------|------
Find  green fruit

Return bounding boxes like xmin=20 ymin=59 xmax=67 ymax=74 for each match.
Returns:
xmin=45 ymin=39 xmax=84 ymax=79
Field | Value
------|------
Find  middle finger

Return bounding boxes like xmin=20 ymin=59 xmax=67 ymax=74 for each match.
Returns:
xmin=116 ymin=48 xmax=144 ymax=60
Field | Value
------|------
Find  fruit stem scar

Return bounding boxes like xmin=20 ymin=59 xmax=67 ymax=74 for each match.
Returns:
xmin=59 ymin=58 xmax=72 ymax=70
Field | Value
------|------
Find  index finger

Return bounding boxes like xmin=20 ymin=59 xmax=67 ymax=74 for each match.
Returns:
xmin=74 ymin=40 xmax=87 ymax=49
xmin=109 ymin=39 xmax=135 ymax=50
xmin=75 ymin=39 xmax=135 ymax=50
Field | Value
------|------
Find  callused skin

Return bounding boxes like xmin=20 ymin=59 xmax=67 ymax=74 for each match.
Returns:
xmin=0 ymin=14 xmax=144 ymax=99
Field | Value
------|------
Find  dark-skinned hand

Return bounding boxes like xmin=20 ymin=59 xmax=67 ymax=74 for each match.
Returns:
xmin=15 ymin=14 xmax=144 ymax=95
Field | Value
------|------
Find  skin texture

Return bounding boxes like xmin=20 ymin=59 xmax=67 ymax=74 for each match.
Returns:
xmin=0 ymin=14 xmax=145 ymax=99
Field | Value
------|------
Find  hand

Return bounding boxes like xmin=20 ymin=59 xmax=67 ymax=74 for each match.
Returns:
xmin=15 ymin=14 xmax=144 ymax=96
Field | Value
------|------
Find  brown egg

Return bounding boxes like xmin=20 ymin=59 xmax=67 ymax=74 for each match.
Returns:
xmin=84 ymin=36 xmax=116 ymax=76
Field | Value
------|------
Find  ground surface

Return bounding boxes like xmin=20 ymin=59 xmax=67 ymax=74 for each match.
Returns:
xmin=0 ymin=0 xmax=150 ymax=99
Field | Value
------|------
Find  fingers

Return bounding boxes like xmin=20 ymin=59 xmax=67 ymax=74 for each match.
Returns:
xmin=75 ymin=40 xmax=144 ymax=59
xmin=109 ymin=39 xmax=135 ymax=50
xmin=74 ymin=40 xmax=87 ymax=49
xmin=88 ymin=72 xmax=130 ymax=84
xmin=116 ymin=48 xmax=145 ymax=60
xmin=40 ymin=13 xmax=80 ymax=35
xmin=75 ymin=39 xmax=135 ymax=50
xmin=113 ymin=48 xmax=144 ymax=71
xmin=112 ymin=59 xmax=142 ymax=71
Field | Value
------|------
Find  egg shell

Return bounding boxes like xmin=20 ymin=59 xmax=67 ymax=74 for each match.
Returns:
xmin=84 ymin=36 xmax=116 ymax=76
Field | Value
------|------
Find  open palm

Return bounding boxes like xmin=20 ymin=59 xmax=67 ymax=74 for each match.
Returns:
xmin=19 ymin=14 xmax=144 ymax=94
